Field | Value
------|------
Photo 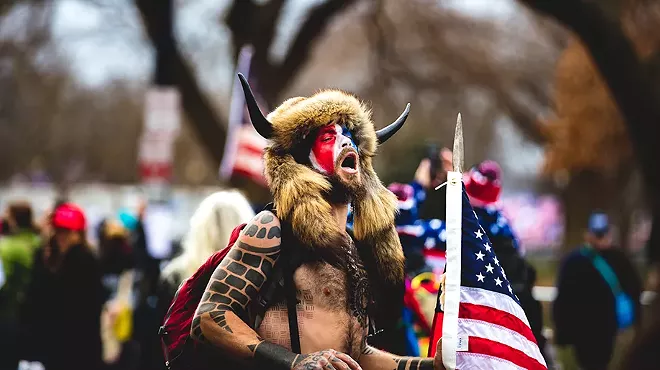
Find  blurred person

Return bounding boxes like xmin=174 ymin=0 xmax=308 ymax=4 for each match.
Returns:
xmin=122 ymin=200 xmax=164 ymax=370
xmin=416 ymin=147 xmax=453 ymax=221
xmin=0 ymin=201 xmax=41 ymax=370
xmin=379 ymin=153 xmax=451 ymax=358
xmin=96 ymin=218 xmax=138 ymax=369
xmin=153 ymin=191 xmax=254 ymax=370
xmin=97 ymin=218 xmax=135 ymax=281
xmin=19 ymin=203 xmax=104 ymax=370
xmin=160 ymin=190 xmax=255 ymax=298
xmin=553 ymin=212 xmax=643 ymax=370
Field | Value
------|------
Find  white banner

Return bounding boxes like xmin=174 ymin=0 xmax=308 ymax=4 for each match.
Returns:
xmin=139 ymin=87 xmax=182 ymax=186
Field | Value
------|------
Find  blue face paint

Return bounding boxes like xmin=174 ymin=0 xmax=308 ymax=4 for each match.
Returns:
xmin=342 ymin=126 xmax=358 ymax=151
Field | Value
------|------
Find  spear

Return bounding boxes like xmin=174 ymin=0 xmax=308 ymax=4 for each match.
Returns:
xmin=429 ymin=113 xmax=464 ymax=370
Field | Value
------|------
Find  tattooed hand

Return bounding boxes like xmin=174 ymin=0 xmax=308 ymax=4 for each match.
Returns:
xmin=292 ymin=349 xmax=362 ymax=370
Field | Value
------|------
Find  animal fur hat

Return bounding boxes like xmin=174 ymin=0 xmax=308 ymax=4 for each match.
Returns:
xmin=238 ymin=74 xmax=409 ymax=285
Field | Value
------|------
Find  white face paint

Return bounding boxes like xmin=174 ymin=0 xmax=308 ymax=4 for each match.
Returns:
xmin=309 ymin=124 xmax=356 ymax=174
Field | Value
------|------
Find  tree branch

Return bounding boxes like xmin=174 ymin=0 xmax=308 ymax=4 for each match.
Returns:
xmin=225 ymin=0 xmax=286 ymax=64
xmin=495 ymin=92 xmax=547 ymax=144
xmin=265 ymin=0 xmax=358 ymax=101
xmin=135 ymin=0 xmax=227 ymax=165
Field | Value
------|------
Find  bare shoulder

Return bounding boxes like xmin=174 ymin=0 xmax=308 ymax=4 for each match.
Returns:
xmin=234 ymin=210 xmax=282 ymax=254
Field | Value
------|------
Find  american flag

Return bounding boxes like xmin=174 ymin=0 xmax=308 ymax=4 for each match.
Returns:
xmin=219 ymin=45 xmax=268 ymax=186
xmin=429 ymin=180 xmax=547 ymax=370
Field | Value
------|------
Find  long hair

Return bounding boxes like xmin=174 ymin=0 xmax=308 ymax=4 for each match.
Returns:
xmin=161 ymin=190 xmax=255 ymax=286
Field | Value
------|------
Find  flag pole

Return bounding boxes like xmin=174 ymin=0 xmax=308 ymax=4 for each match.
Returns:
xmin=441 ymin=113 xmax=464 ymax=369
xmin=219 ymin=45 xmax=255 ymax=181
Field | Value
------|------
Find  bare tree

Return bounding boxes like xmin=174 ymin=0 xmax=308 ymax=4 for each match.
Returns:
xmin=134 ymin=0 xmax=360 ymax=168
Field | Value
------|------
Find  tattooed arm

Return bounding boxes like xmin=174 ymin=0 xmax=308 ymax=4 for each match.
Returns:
xmin=190 ymin=211 xmax=286 ymax=363
xmin=358 ymin=341 xmax=445 ymax=370
xmin=190 ymin=211 xmax=361 ymax=370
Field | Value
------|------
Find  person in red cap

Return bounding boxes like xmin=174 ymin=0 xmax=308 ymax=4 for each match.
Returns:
xmin=19 ymin=202 xmax=104 ymax=370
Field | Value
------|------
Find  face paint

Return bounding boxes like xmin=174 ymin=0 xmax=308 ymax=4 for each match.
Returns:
xmin=310 ymin=124 xmax=357 ymax=174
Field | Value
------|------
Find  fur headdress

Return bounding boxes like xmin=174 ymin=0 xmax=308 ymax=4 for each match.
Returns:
xmin=238 ymin=74 xmax=409 ymax=285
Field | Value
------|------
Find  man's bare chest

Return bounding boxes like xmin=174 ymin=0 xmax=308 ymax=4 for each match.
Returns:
xmin=256 ymin=262 xmax=371 ymax=359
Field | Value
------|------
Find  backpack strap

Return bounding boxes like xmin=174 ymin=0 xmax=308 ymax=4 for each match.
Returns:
xmin=284 ymin=253 xmax=301 ymax=353
xmin=580 ymin=245 xmax=624 ymax=296
xmin=255 ymin=203 xmax=301 ymax=353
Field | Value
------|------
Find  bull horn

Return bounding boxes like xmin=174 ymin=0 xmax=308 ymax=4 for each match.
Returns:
xmin=237 ymin=73 xmax=273 ymax=139
xmin=376 ymin=103 xmax=410 ymax=144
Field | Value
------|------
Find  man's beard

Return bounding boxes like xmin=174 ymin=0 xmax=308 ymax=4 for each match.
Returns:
xmin=327 ymin=174 xmax=364 ymax=205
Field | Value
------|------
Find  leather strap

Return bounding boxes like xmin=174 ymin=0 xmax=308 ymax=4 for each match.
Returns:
xmin=264 ymin=202 xmax=301 ymax=353
xmin=284 ymin=256 xmax=301 ymax=353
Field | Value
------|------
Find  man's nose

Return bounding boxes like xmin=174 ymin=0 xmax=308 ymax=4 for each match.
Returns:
xmin=340 ymin=136 xmax=352 ymax=148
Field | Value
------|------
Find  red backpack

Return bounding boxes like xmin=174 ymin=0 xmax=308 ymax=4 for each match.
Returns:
xmin=158 ymin=223 xmax=247 ymax=369
xmin=159 ymin=217 xmax=301 ymax=370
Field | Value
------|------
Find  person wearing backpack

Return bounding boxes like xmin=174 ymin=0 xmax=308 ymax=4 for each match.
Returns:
xmin=159 ymin=75 xmax=448 ymax=370
xmin=553 ymin=212 xmax=643 ymax=370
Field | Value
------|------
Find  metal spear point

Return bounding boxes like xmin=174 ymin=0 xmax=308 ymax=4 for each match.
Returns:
xmin=452 ymin=112 xmax=464 ymax=174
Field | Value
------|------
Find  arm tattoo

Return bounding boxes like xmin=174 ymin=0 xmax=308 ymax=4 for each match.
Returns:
xmin=362 ymin=346 xmax=376 ymax=355
xmin=393 ymin=357 xmax=434 ymax=370
xmin=360 ymin=346 xmax=434 ymax=370
xmin=252 ymin=340 xmax=300 ymax=370
xmin=191 ymin=212 xmax=281 ymax=343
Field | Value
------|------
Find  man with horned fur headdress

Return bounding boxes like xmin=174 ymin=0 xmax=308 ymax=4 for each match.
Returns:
xmin=191 ymin=74 xmax=445 ymax=370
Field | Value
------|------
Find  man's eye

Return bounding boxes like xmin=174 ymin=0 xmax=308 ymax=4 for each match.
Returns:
xmin=321 ymin=135 xmax=333 ymax=142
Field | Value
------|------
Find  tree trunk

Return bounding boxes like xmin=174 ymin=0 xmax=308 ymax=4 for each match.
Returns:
xmin=136 ymin=0 xmax=228 ymax=166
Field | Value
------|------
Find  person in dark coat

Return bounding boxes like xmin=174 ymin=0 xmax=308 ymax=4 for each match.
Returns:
xmin=553 ymin=212 xmax=643 ymax=370
xmin=19 ymin=203 xmax=104 ymax=370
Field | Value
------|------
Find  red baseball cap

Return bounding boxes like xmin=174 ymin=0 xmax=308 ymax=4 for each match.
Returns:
xmin=52 ymin=203 xmax=86 ymax=231
xmin=464 ymin=160 xmax=503 ymax=205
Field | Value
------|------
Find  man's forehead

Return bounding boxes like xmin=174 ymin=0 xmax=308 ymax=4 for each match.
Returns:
xmin=317 ymin=123 xmax=352 ymax=136
xmin=319 ymin=124 xmax=340 ymax=133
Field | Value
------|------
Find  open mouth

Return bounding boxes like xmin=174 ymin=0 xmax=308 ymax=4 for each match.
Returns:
xmin=340 ymin=153 xmax=358 ymax=173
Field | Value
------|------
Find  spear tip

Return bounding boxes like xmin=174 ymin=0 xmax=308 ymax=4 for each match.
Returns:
xmin=452 ymin=112 xmax=464 ymax=173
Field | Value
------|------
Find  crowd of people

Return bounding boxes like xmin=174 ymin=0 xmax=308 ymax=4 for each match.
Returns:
xmin=0 ymin=78 xmax=651 ymax=370
xmin=0 ymin=159 xmax=647 ymax=370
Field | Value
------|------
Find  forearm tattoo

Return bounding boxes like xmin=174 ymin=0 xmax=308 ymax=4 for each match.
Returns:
xmin=191 ymin=212 xmax=281 ymax=343
xmin=251 ymin=340 xmax=300 ymax=370
xmin=361 ymin=346 xmax=434 ymax=370
xmin=392 ymin=357 xmax=434 ymax=370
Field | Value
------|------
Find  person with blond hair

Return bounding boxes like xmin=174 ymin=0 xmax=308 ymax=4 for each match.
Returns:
xmin=160 ymin=190 xmax=256 ymax=292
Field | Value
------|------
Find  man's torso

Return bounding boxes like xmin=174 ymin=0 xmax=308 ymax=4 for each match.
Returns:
xmin=256 ymin=246 xmax=371 ymax=361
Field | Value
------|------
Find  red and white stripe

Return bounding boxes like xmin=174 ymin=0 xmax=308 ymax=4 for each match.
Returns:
xmin=232 ymin=125 xmax=268 ymax=185
xmin=455 ymin=287 xmax=546 ymax=370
